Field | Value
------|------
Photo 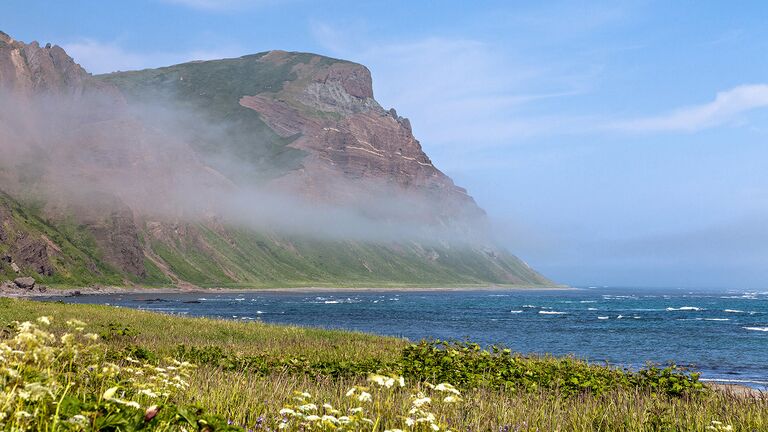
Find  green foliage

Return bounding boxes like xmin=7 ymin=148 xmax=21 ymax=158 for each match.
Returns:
xmin=0 ymin=192 xmax=124 ymax=287
xmin=0 ymin=317 xmax=240 ymax=431
xmin=145 ymin=224 xmax=549 ymax=288
xmin=173 ymin=340 xmax=704 ymax=398
xmin=400 ymin=340 xmax=705 ymax=397
xmin=0 ymin=300 xmax=762 ymax=431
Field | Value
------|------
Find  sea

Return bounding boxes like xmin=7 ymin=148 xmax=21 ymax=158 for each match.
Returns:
xmin=51 ymin=287 xmax=768 ymax=388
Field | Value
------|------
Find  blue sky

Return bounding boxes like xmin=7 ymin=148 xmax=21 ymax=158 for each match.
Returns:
xmin=4 ymin=1 xmax=768 ymax=288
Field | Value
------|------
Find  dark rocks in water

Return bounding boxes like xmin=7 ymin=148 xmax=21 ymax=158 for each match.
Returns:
xmin=135 ymin=298 xmax=169 ymax=303
xmin=183 ymin=300 xmax=201 ymax=304
xmin=13 ymin=277 xmax=36 ymax=289
xmin=69 ymin=290 xmax=82 ymax=297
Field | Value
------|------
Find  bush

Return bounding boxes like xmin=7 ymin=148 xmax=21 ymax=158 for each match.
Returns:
xmin=400 ymin=340 xmax=705 ymax=397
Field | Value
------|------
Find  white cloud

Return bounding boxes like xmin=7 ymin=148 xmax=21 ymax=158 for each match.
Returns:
xmin=62 ymin=39 xmax=242 ymax=74
xmin=610 ymin=84 xmax=768 ymax=132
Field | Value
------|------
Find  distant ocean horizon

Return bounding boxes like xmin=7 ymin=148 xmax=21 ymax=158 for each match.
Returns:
xmin=51 ymin=287 xmax=768 ymax=388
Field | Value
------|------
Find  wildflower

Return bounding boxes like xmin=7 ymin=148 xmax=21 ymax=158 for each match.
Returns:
xmin=145 ymin=405 xmax=160 ymax=422
xmin=357 ymin=391 xmax=372 ymax=402
xmin=298 ymin=403 xmax=318 ymax=412
xmin=139 ymin=389 xmax=159 ymax=398
xmin=413 ymin=396 xmax=431 ymax=407
xmin=279 ymin=408 xmax=296 ymax=416
xmin=305 ymin=414 xmax=321 ymax=421
xmin=37 ymin=316 xmax=51 ymax=325
xmin=385 ymin=430 xmax=405 ymax=432
xmin=398 ymin=376 xmax=406 ymax=387
xmin=349 ymin=407 xmax=364 ymax=414
xmin=123 ymin=400 xmax=141 ymax=409
xmin=321 ymin=415 xmax=339 ymax=424
xmin=345 ymin=387 xmax=356 ymax=397
xmin=66 ymin=319 xmax=87 ymax=328
xmin=443 ymin=395 xmax=462 ymax=403
xmin=369 ymin=373 xmax=396 ymax=388
xmin=434 ymin=383 xmax=461 ymax=395
xmin=103 ymin=386 xmax=119 ymax=400
xmin=84 ymin=333 xmax=99 ymax=341
xmin=405 ymin=418 xmax=416 ymax=427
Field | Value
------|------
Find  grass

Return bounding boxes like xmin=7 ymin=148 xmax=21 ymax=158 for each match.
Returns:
xmin=0 ymin=298 xmax=766 ymax=431
xmin=2 ymin=189 xmax=551 ymax=289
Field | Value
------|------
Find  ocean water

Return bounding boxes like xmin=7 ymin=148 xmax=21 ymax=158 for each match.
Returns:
xmin=52 ymin=287 xmax=768 ymax=387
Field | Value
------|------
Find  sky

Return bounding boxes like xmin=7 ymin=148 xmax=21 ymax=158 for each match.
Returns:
xmin=3 ymin=0 xmax=768 ymax=289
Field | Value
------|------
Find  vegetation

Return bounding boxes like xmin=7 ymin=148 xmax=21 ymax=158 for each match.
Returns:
xmin=1 ymin=298 xmax=766 ymax=431
xmin=1 ymin=190 xmax=548 ymax=289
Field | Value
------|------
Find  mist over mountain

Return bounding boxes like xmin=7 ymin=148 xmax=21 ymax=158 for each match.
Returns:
xmin=0 ymin=31 xmax=551 ymax=288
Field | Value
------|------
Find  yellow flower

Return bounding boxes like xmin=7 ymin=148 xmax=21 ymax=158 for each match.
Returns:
xmin=103 ymin=386 xmax=119 ymax=400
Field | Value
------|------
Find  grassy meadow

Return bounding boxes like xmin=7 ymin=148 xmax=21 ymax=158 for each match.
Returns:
xmin=0 ymin=297 xmax=766 ymax=431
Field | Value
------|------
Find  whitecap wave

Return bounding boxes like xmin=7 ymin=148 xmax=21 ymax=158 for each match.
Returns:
xmin=724 ymin=309 xmax=744 ymax=313
xmin=510 ymin=310 xmax=523 ymax=314
xmin=539 ymin=311 xmax=566 ymax=315
xmin=597 ymin=316 xmax=609 ymax=320
xmin=666 ymin=306 xmax=701 ymax=311
xmin=743 ymin=327 xmax=768 ymax=332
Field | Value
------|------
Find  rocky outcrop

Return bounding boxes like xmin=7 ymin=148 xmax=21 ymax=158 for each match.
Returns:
xmin=239 ymin=52 xmax=483 ymax=224
xmin=13 ymin=276 xmax=35 ymax=289
xmin=74 ymin=194 xmax=146 ymax=278
xmin=10 ymin=232 xmax=53 ymax=276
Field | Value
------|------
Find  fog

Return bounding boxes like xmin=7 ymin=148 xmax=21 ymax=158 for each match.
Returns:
xmin=0 ymin=87 xmax=488 ymax=245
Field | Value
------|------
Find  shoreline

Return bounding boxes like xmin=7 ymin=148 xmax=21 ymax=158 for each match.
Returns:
xmin=1 ymin=284 xmax=574 ymax=298
xmin=3 ymin=293 xmax=763 ymax=398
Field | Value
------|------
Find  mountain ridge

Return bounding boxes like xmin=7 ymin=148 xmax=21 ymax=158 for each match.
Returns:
xmin=0 ymin=32 xmax=554 ymax=288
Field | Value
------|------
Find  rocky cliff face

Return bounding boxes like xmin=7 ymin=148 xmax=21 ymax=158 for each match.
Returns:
xmin=238 ymin=51 xmax=482 ymax=225
xmin=0 ymin=32 xmax=552 ymax=287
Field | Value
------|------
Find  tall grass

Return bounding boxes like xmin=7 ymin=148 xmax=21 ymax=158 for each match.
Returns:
xmin=0 ymin=298 xmax=766 ymax=431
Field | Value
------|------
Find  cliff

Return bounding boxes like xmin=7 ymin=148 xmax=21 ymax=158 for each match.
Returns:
xmin=0 ymin=32 xmax=552 ymax=288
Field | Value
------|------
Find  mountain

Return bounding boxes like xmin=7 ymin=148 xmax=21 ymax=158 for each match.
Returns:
xmin=0 ymin=31 xmax=552 ymax=288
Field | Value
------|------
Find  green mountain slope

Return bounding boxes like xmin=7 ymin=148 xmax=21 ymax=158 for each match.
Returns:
xmin=1 ymin=191 xmax=550 ymax=288
xmin=0 ymin=34 xmax=554 ymax=288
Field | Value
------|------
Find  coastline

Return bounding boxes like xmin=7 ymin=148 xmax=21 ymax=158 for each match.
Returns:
xmin=1 ymin=284 xmax=574 ymax=298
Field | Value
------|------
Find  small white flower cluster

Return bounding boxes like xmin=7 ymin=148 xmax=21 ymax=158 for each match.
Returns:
xmin=278 ymin=390 xmax=375 ymax=430
xmin=277 ymin=373 xmax=462 ymax=432
xmin=0 ymin=316 xmax=196 ymax=430
xmin=706 ymin=420 xmax=734 ymax=431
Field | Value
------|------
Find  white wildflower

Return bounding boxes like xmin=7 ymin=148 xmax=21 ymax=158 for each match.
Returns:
xmin=413 ymin=396 xmax=431 ymax=407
